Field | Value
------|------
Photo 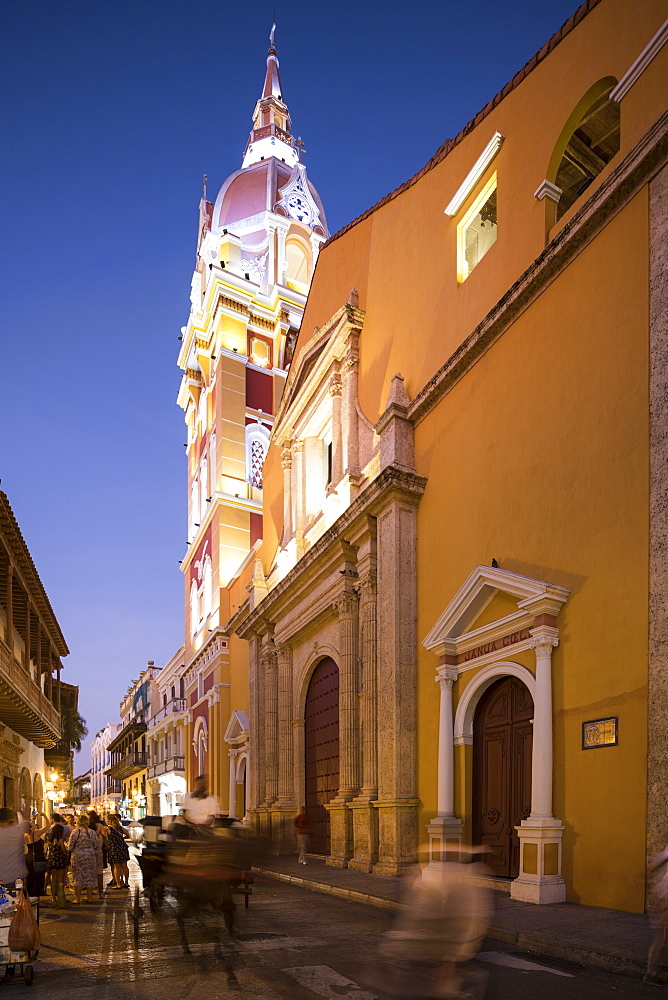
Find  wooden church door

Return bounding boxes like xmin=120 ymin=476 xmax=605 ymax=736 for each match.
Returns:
xmin=473 ymin=676 xmax=533 ymax=877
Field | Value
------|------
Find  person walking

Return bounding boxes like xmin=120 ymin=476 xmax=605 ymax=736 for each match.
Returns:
xmin=646 ymin=844 xmax=668 ymax=984
xmin=24 ymin=811 xmax=51 ymax=899
xmin=295 ymin=806 xmax=309 ymax=864
xmin=44 ymin=824 xmax=69 ymax=904
xmin=106 ymin=815 xmax=130 ymax=889
xmin=88 ymin=810 xmax=109 ymax=898
xmin=66 ymin=815 xmax=99 ymax=904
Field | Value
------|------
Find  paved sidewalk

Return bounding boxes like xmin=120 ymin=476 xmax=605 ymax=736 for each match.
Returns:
xmin=253 ymin=856 xmax=654 ymax=980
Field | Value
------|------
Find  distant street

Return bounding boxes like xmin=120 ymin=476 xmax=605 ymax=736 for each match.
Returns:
xmin=27 ymin=858 xmax=660 ymax=999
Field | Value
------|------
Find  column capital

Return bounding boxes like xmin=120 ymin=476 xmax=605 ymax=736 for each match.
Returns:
xmin=358 ymin=572 xmax=377 ymax=602
xmin=281 ymin=447 xmax=292 ymax=471
xmin=529 ymin=625 xmax=559 ymax=652
xmin=334 ymin=591 xmax=359 ymax=619
xmin=329 ymin=373 xmax=343 ymax=397
xmin=436 ymin=668 xmax=458 ymax=687
xmin=275 ymin=642 xmax=292 ymax=667
xmin=261 ymin=646 xmax=278 ymax=672
xmin=293 ymin=439 xmax=304 ymax=454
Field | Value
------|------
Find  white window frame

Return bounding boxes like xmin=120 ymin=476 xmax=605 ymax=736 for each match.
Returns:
xmin=456 ymin=172 xmax=498 ymax=285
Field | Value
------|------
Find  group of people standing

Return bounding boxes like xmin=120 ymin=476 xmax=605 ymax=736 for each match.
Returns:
xmin=0 ymin=808 xmax=131 ymax=905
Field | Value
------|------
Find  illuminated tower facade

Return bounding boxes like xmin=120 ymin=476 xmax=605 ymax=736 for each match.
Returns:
xmin=176 ymin=27 xmax=327 ymax=812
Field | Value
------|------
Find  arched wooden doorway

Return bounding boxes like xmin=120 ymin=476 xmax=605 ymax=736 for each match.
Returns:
xmin=473 ymin=676 xmax=533 ymax=878
xmin=304 ymin=657 xmax=339 ymax=855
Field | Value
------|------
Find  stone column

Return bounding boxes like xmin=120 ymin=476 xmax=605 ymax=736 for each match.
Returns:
xmin=337 ymin=591 xmax=360 ymax=797
xmin=427 ymin=669 xmax=463 ymax=865
xmin=341 ymin=343 xmax=360 ymax=481
xmin=262 ymin=641 xmax=279 ymax=806
xmin=293 ymin=441 xmax=305 ymax=556
xmin=276 ymin=220 xmax=289 ymax=285
xmin=281 ymin=447 xmax=293 ymax=541
xmin=228 ymin=751 xmax=237 ymax=818
xmin=266 ymin=220 xmax=277 ymax=286
xmin=327 ymin=590 xmax=359 ymax=868
xmin=349 ymin=568 xmax=379 ymax=871
xmin=248 ymin=634 xmax=264 ymax=819
xmin=276 ymin=644 xmax=294 ymax=804
xmin=329 ymin=374 xmax=343 ymax=487
xmin=511 ymin=625 xmax=566 ymax=904
xmin=271 ymin=642 xmax=295 ymax=852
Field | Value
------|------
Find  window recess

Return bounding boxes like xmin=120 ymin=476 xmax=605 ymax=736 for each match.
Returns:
xmin=457 ymin=174 xmax=498 ymax=284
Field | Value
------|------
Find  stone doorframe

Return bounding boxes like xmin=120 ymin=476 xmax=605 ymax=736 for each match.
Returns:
xmin=423 ymin=564 xmax=570 ymax=904
xmin=224 ymin=709 xmax=250 ymax=822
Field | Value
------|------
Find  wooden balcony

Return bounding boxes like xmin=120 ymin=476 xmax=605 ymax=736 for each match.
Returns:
xmin=149 ymin=698 xmax=186 ymax=729
xmin=106 ymin=751 xmax=148 ymax=781
xmin=147 ymin=756 xmax=185 ymax=780
xmin=0 ymin=637 xmax=61 ymax=747
xmin=44 ymin=740 xmax=72 ymax=770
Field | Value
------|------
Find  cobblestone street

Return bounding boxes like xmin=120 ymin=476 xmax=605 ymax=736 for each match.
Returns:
xmin=20 ymin=859 xmax=663 ymax=999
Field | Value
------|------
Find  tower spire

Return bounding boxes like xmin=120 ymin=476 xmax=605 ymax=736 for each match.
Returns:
xmin=243 ymin=23 xmax=299 ymax=168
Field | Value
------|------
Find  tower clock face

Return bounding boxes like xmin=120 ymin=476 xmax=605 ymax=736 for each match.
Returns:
xmin=287 ymin=194 xmax=312 ymax=223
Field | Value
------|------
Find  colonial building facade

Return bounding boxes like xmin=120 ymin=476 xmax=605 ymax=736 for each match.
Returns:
xmin=90 ymin=723 xmax=121 ymax=811
xmin=0 ymin=491 xmax=67 ymax=816
xmin=228 ymin=0 xmax=668 ymax=914
xmin=175 ymin=27 xmax=327 ymax=814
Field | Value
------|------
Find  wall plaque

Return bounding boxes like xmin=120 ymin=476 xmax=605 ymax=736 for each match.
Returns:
xmin=582 ymin=716 xmax=618 ymax=749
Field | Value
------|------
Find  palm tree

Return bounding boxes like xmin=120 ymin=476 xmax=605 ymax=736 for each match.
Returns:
xmin=59 ymin=707 xmax=88 ymax=805
xmin=60 ymin=706 xmax=88 ymax=752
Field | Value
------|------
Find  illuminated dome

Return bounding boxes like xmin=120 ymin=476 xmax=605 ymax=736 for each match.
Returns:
xmin=212 ymin=159 xmax=327 ymax=236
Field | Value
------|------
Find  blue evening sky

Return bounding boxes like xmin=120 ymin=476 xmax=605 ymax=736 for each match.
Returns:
xmin=0 ymin=0 xmax=580 ymax=767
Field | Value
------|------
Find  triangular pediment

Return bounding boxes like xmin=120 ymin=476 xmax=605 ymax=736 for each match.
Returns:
xmin=423 ymin=564 xmax=569 ymax=652
xmin=224 ymin=709 xmax=250 ymax=744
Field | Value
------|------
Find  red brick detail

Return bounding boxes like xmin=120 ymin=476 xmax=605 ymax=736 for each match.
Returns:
xmin=246 ymin=368 xmax=273 ymax=413
xmin=250 ymin=512 xmax=263 ymax=547
xmin=533 ymin=614 xmax=558 ymax=628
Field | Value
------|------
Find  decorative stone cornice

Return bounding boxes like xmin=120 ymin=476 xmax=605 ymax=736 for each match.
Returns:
xmin=235 ymin=463 xmax=426 ymax=640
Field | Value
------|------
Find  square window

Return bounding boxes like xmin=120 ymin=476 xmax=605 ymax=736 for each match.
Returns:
xmin=457 ymin=174 xmax=497 ymax=283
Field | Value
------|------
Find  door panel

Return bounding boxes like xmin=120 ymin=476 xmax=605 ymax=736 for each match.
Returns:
xmin=304 ymin=657 xmax=339 ymax=855
xmin=473 ymin=676 xmax=534 ymax=878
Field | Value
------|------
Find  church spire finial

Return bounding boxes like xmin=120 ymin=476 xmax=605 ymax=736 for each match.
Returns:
xmin=269 ymin=22 xmax=276 ymax=53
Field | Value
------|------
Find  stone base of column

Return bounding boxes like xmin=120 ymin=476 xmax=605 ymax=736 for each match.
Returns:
xmin=270 ymin=806 xmax=297 ymax=854
xmin=324 ymin=799 xmax=353 ymax=868
xmin=371 ymin=799 xmax=419 ymax=876
xmin=255 ymin=807 xmax=272 ymax=843
xmin=510 ymin=818 xmax=566 ymax=904
xmin=427 ymin=815 xmax=464 ymax=866
xmin=347 ymin=798 xmax=378 ymax=872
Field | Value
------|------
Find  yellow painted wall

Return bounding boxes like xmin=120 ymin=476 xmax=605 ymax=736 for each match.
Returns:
xmin=416 ymin=192 xmax=649 ymax=911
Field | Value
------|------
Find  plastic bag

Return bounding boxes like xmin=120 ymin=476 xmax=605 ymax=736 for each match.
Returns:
xmin=8 ymin=891 xmax=40 ymax=953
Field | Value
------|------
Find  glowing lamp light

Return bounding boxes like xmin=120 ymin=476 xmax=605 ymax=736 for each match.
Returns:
xmin=49 ymin=772 xmax=59 ymax=782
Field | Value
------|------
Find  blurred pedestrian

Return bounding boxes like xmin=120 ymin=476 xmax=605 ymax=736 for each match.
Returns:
xmin=184 ymin=775 xmax=219 ymax=827
xmin=44 ymin=824 xmax=69 ymax=903
xmin=24 ymin=811 xmax=51 ymax=898
xmin=646 ymin=844 xmax=668 ymax=985
xmin=106 ymin=814 xmax=130 ymax=889
xmin=0 ymin=808 xmax=30 ymax=887
xmin=372 ymin=856 xmax=493 ymax=999
xmin=295 ymin=806 xmax=309 ymax=864
xmin=66 ymin=815 xmax=99 ymax=904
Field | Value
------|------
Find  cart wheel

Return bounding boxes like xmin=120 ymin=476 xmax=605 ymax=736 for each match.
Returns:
xmin=23 ymin=965 xmax=34 ymax=985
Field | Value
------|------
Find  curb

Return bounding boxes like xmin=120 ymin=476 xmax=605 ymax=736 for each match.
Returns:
xmin=253 ymin=867 xmax=647 ymax=980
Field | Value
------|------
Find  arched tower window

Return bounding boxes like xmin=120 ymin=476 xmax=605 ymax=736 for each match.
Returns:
xmin=202 ymin=557 xmax=213 ymax=618
xmin=246 ymin=423 xmax=270 ymax=489
xmin=547 ymin=78 xmax=620 ymax=224
xmin=285 ymin=240 xmax=310 ymax=285
xmin=190 ymin=580 xmax=199 ymax=636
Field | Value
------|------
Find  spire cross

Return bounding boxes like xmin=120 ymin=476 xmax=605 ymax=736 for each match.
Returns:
xmin=269 ymin=22 xmax=276 ymax=51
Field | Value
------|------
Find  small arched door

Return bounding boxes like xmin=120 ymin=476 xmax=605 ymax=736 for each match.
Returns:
xmin=473 ymin=676 xmax=533 ymax=878
xmin=304 ymin=657 xmax=339 ymax=855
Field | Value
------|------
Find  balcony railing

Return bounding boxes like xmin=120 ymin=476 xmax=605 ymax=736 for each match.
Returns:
xmin=106 ymin=779 xmax=122 ymax=796
xmin=0 ymin=638 xmax=61 ymax=747
xmin=147 ymin=756 xmax=185 ymax=780
xmin=106 ymin=751 xmax=148 ymax=781
xmin=149 ymin=698 xmax=186 ymax=729
xmin=44 ymin=740 xmax=72 ymax=769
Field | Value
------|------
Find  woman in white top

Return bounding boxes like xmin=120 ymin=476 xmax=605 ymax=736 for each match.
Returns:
xmin=0 ymin=808 xmax=30 ymax=887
